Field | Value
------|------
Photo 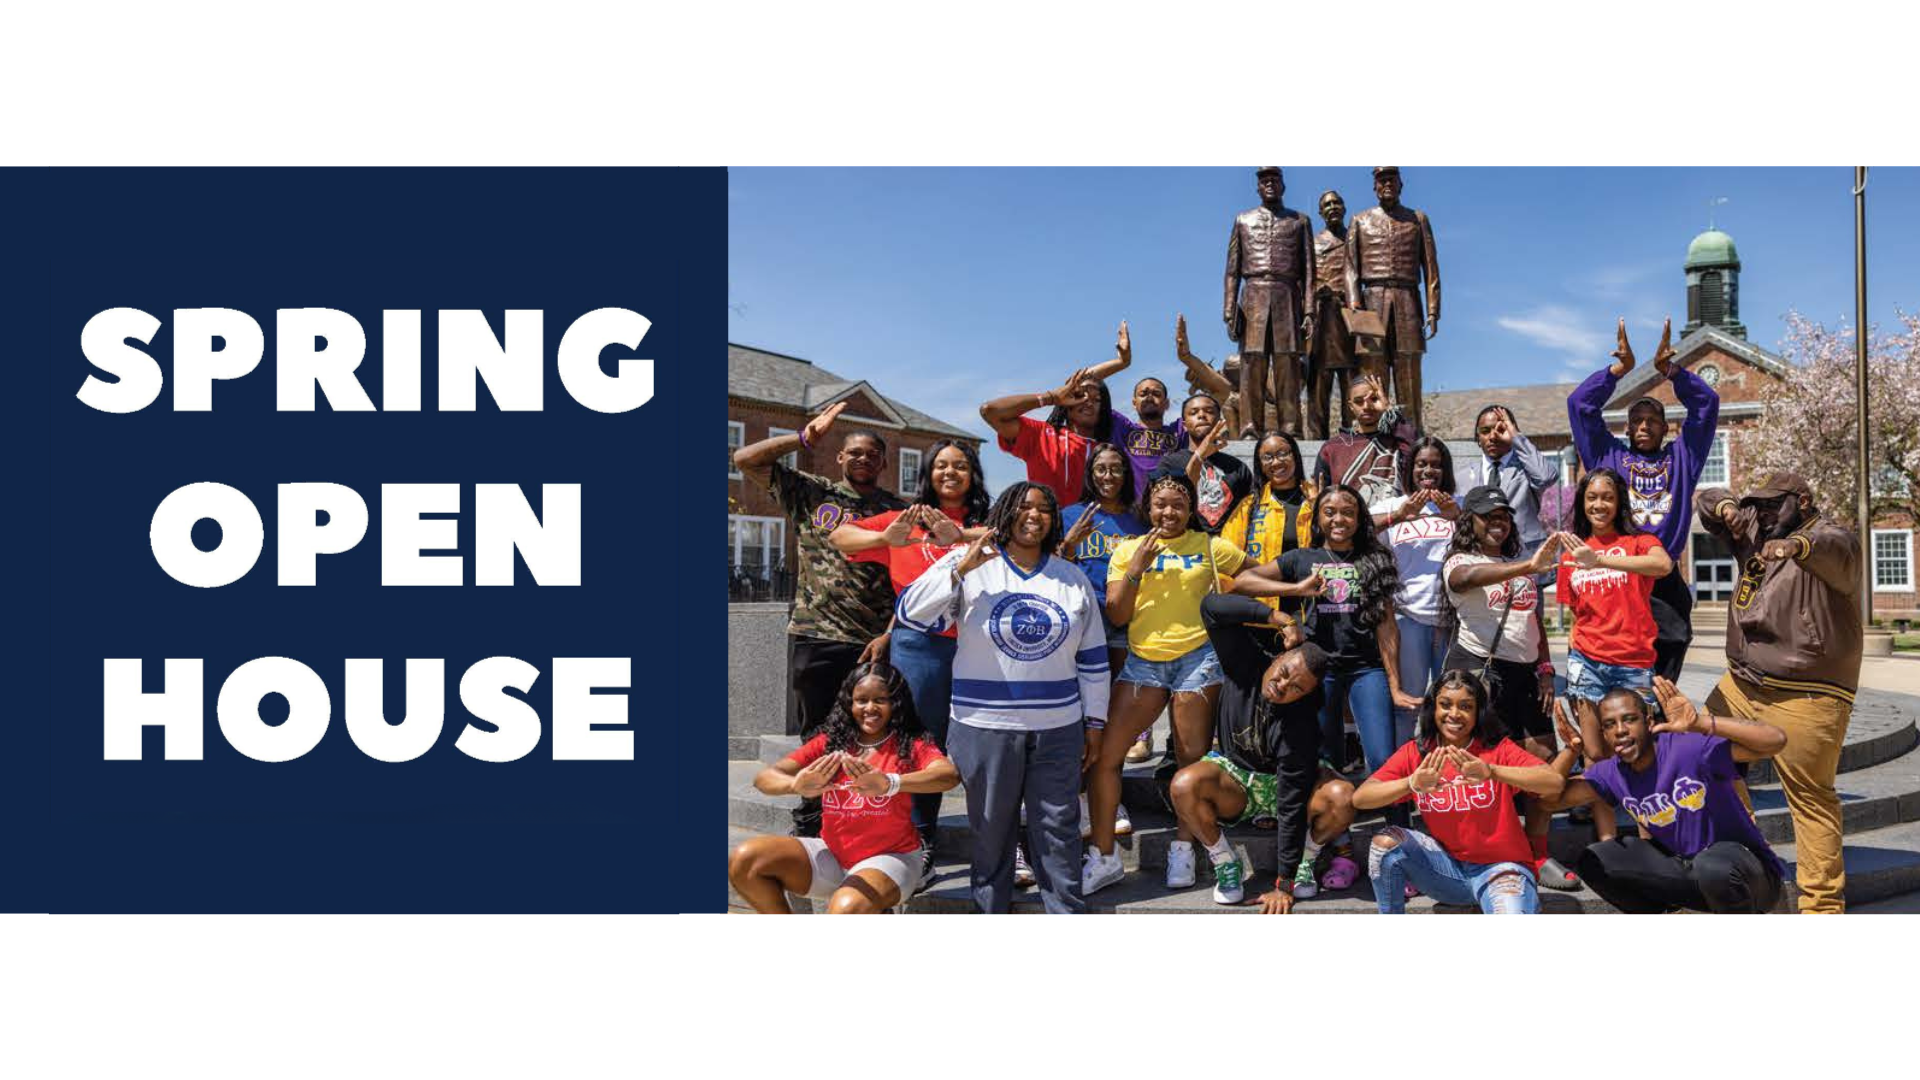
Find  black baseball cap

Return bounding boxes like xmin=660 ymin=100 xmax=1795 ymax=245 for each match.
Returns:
xmin=1460 ymin=485 xmax=1513 ymax=516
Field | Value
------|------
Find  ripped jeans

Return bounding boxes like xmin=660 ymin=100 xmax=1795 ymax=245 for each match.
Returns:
xmin=1368 ymin=826 xmax=1539 ymax=914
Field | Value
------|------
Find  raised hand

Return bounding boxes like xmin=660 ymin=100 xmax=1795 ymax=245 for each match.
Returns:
xmin=1650 ymin=676 xmax=1706 ymax=735
xmin=1176 ymin=313 xmax=1195 ymax=359
xmin=1199 ymin=421 xmax=1232 ymax=457
xmin=803 ymin=400 xmax=848 ymax=447
xmin=790 ymin=752 xmax=843 ymax=798
xmin=1565 ymin=537 xmax=1602 ymax=569
xmin=954 ymin=530 xmax=999 ymax=579
xmin=1760 ymin=538 xmax=1797 ymax=562
xmin=1058 ymin=506 xmax=1099 ymax=555
xmin=1116 ymin=320 xmax=1132 ymax=365
xmin=925 ymin=508 xmax=963 ymax=546
xmin=1430 ymin=490 xmax=1460 ymax=521
xmin=1609 ymin=318 xmax=1636 ymax=377
xmin=1447 ymin=745 xmax=1492 ymax=782
xmin=844 ymin=756 xmax=892 ymax=797
xmin=1409 ymin=748 xmax=1446 ymax=795
xmin=1051 ymin=367 xmax=1094 ymax=409
xmin=1529 ymin=533 xmax=1565 ymax=573
xmin=1553 ymin=698 xmax=1583 ymax=754
xmin=1651 ymin=317 xmax=1676 ymax=377
xmin=882 ymin=507 xmax=920 ymax=547
xmin=1126 ymin=530 xmax=1166 ymax=577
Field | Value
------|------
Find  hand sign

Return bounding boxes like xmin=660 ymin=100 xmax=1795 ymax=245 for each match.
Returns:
xmin=1650 ymin=676 xmax=1704 ymax=735
xmin=790 ymin=752 xmax=843 ymax=798
xmin=1059 ymin=506 xmax=1098 ymax=555
xmin=1447 ymin=745 xmax=1492 ymax=783
xmin=955 ymin=530 xmax=999 ymax=578
xmin=1610 ymin=318 xmax=1636 ymax=374
xmin=1175 ymin=313 xmax=1193 ymax=358
xmin=1409 ymin=749 xmax=1446 ymax=794
xmin=1553 ymin=698 xmax=1583 ymax=753
xmin=1651 ymin=317 xmax=1676 ymax=377
xmin=1116 ymin=320 xmax=1131 ymax=365
xmin=883 ymin=508 xmax=920 ymax=547
xmin=925 ymin=509 xmax=963 ymax=547
xmin=1529 ymin=533 xmax=1565 ymax=573
xmin=1127 ymin=530 xmax=1165 ymax=576
xmin=842 ymin=755 xmax=892 ymax=797
xmin=1297 ymin=571 xmax=1327 ymax=598
xmin=804 ymin=400 xmax=847 ymax=446
xmin=1053 ymin=367 xmax=1093 ymax=409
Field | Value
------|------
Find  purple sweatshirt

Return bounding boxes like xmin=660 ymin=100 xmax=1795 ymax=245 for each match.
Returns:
xmin=1567 ymin=365 xmax=1719 ymax=559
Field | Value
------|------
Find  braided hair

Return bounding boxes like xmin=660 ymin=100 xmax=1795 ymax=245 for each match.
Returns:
xmin=1046 ymin=379 xmax=1115 ymax=443
xmin=985 ymin=481 xmax=1064 ymax=554
xmin=1308 ymin=483 xmax=1399 ymax=631
xmin=820 ymin=662 xmax=928 ymax=765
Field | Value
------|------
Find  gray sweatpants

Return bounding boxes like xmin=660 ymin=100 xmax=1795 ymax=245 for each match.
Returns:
xmin=948 ymin=721 xmax=1086 ymax=914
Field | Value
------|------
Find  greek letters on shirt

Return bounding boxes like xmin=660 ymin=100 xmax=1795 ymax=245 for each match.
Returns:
xmin=1624 ymin=459 xmax=1673 ymax=530
xmin=820 ymin=783 xmax=897 ymax=813
xmin=810 ymin=502 xmax=850 ymax=531
xmin=1414 ymin=776 xmax=1500 ymax=814
xmin=1621 ymin=775 xmax=1709 ymax=827
xmin=1386 ymin=512 xmax=1453 ymax=546
xmin=1126 ymin=426 xmax=1180 ymax=458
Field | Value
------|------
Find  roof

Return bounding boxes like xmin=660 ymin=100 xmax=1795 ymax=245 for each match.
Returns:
xmin=727 ymin=343 xmax=976 ymax=441
xmin=1686 ymin=228 xmax=1740 ymax=270
xmin=1425 ymin=382 xmax=1581 ymax=440
xmin=1603 ymin=325 xmax=1787 ymax=407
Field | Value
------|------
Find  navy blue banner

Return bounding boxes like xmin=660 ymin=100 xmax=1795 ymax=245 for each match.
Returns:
xmin=6 ymin=168 xmax=722 ymax=912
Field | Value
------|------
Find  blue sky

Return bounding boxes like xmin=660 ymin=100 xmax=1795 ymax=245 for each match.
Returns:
xmin=728 ymin=167 xmax=1919 ymax=493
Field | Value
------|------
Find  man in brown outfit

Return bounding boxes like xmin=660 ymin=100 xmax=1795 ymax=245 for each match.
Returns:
xmin=1344 ymin=166 xmax=1439 ymax=428
xmin=1224 ymin=166 xmax=1314 ymax=438
xmin=1697 ymin=472 xmax=1863 ymax=913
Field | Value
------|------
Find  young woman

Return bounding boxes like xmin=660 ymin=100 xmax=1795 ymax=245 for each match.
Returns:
xmin=829 ymin=438 xmax=990 ymax=862
xmin=897 ymin=482 xmax=1110 ymax=914
xmin=1088 ymin=472 xmax=1249 ymax=894
xmin=1229 ymin=485 xmax=1422 ymax=807
xmin=1220 ymin=431 xmax=1318 ymax=577
xmin=1441 ymin=485 xmax=1578 ymax=890
xmin=729 ymin=663 xmax=959 ymax=913
xmin=1056 ymin=444 xmax=1145 ymax=838
xmin=1312 ymin=371 xmax=1415 ymax=510
xmin=1353 ymin=670 xmax=1566 ymax=914
xmin=979 ymin=364 xmax=1116 ymax=504
xmin=1370 ymin=435 xmax=1459 ymax=741
xmin=1551 ymin=466 xmax=1672 ymax=753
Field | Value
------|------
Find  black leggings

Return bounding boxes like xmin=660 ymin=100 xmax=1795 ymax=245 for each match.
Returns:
xmin=1576 ymin=836 xmax=1782 ymax=914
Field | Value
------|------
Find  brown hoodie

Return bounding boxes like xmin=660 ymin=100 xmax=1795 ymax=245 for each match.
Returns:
xmin=1697 ymin=488 xmax=1863 ymax=700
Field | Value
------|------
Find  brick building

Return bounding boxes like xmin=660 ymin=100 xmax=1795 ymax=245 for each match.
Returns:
xmin=727 ymin=343 xmax=982 ymax=601
xmin=1425 ymin=227 xmax=1918 ymax=620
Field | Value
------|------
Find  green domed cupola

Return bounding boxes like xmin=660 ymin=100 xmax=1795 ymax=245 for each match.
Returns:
xmin=1683 ymin=227 xmax=1746 ymax=339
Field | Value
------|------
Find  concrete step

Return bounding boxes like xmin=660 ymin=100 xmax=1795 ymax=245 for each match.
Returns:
xmin=1747 ymin=742 xmax=1920 ymax=844
xmin=1776 ymin=819 xmax=1920 ymax=909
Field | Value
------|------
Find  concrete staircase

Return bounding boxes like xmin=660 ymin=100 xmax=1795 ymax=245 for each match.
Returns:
xmin=726 ymin=681 xmax=1920 ymax=913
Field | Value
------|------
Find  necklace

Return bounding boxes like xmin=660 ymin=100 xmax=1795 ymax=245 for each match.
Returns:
xmin=855 ymin=734 xmax=890 ymax=749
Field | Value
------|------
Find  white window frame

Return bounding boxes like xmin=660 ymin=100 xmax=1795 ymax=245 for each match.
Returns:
xmin=1558 ymin=447 xmax=1578 ymax=486
xmin=1699 ymin=431 xmax=1730 ymax=487
xmin=899 ymin=447 xmax=923 ymax=497
xmin=1871 ymin=529 xmax=1913 ymax=593
xmin=728 ymin=515 xmax=787 ymax=578
xmin=727 ymin=420 xmax=745 ymax=479
xmin=769 ymin=426 xmax=798 ymax=470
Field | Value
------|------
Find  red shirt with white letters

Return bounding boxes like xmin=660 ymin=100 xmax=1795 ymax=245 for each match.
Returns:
xmin=1369 ymin=738 xmax=1546 ymax=869
xmin=789 ymin=734 xmax=946 ymax=868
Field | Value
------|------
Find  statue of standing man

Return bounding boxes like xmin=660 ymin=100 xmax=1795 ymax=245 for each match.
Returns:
xmin=1345 ymin=166 xmax=1440 ymax=428
xmin=1223 ymin=166 xmax=1314 ymax=438
xmin=1307 ymin=189 xmax=1360 ymax=439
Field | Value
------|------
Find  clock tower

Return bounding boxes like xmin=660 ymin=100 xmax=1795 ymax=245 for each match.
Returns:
xmin=1682 ymin=226 xmax=1747 ymax=340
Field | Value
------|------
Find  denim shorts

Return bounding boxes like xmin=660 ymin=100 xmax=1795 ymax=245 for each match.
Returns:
xmin=1565 ymin=647 xmax=1652 ymax=703
xmin=1119 ymin=643 xmax=1223 ymax=693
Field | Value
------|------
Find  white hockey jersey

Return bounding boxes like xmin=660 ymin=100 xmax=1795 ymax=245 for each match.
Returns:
xmin=897 ymin=548 xmax=1110 ymax=732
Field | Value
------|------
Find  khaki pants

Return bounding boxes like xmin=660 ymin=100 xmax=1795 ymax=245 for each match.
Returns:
xmin=1704 ymin=673 xmax=1851 ymax=913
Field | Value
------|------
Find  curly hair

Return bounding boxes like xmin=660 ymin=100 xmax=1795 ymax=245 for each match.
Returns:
xmin=1569 ymin=466 xmax=1640 ymax=540
xmin=915 ymin=439 xmax=991 ymax=526
xmin=1308 ymin=483 xmax=1398 ymax=631
xmin=986 ymin=481 xmax=1064 ymax=554
xmin=1077 ymin=442 xmax=1137 ymax=511
xmin=820 ymin=662 xmax=928 ymax=764
xmin=1414 ymin=668 xmax=1508 ymax=753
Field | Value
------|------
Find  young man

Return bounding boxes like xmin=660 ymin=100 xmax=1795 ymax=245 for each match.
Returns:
xmin=1464 ymin=405 xmax=1559 ymax=566
xmin=732 ymin=401 xmax=907 ymax=836
xmin=1151 ymin=393 xmax=1254 ymax=535
xmin=1567 ymin=317 xmax=1719 ymax=681
xmin=1697 ymin=471 xmax=1863 ymax=913
xmin=1171 ymin=596 xmax=1354 ymax=912
xmin=1313 ymin=371 xmax=1415 ymax=510
xmin=1544 ymin=680 xmax=1788 ymax=914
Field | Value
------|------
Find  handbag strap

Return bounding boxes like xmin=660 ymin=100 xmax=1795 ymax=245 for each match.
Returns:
xmin=1478 ymin=574 xmax=1521 ymax=684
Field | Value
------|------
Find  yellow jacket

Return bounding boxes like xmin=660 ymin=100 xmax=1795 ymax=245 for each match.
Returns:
xmin=1218 ymin=480 xmax=1316 ymax=606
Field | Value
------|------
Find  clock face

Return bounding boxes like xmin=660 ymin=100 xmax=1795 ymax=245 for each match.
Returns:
xmin=1698 ymin=363 xmax=1721 ymax=387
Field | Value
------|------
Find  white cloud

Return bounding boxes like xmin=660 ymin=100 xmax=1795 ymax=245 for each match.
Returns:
xmin=1497 ymin=304 xmax=1609 ymax=358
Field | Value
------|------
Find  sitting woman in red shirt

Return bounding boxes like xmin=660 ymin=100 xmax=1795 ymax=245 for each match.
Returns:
xmin=1352 ymin=669 xmax=1566 ymax=913
xmin=729 ymin=663 xmax=959 ymax=913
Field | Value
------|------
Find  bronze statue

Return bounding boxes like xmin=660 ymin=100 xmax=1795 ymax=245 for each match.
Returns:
xmin=1344 ymin=166 xmax=1440 ymax=428
xmin=1223 ymin=166 xmax=1314 ymax=437
xmin=1306 ymin=189 xmax=1362 ymax=438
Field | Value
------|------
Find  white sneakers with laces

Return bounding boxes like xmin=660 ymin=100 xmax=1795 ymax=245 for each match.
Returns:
xmin=1082 ymin=846 xmax=1125 ymax=895
xmin=1164 ymin=840 xmax=1198 ymax=889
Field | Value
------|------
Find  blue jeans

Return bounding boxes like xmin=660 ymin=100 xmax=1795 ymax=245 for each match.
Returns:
xmin=1565 ymin=646 xmax=1652 ymax=703
xmin=948 ymin=721 xmax=1086 ymax=914
xmin=1370 ymin=826 xmax=1539 ymax=914
xmin=1119 ymin=643 xmax=1224 ymax=693
xmin=891 ymin=625 xmax=957 ymax=841
xmin=1394 ymin=613 xmax=1448 ymax=733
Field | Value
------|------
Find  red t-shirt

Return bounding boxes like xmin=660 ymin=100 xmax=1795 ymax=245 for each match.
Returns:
xmin=849 ymin=507 xmax=968 ymax=638
xmin=1556 ymin=531 xmax=1662 ymax=668
xmin=789 ymin=734 xmax=946 ymax=868
xmin=999 ymin=416 xmax=1091 ymax=504
xmin=1370 ymin=738 xmax=1545 ymax=869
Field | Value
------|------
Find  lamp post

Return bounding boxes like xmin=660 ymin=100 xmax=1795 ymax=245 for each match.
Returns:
xmin=1853 ymin=166 xmax=1871 ymax=626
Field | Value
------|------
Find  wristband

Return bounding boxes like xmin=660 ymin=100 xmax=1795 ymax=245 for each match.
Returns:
xmin=798 ymin=427 xmax=813 ymax=450
xmin=1126 ymin=572 xmax=1144 ymax=585
xmin=1536 ymin=662 xmax=1555 ymax=677
xmin=884 ymin=772 xmax=902 ymax=798
xmin=1273 ymin=878 xmax=1293 ymax=894
xmin=1086 ymin=719 xmax=1106 ymax=732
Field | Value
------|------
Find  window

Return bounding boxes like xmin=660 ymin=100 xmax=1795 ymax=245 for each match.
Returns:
xmin=1699 ymin=431 xmax=1729 ymax=487
xmin=1872 ymin=530 xmax=1913 ymax=592
xmin=899 ymin=447 xmax=923 ymax=497
xmin=769 ymin=427 xmax=798 ymax=470
xmin=728 ymin=515 xmax=787 ymax=579
xmin=1559 ymin=447 xmax=1578 ymax=486
xmin=727 ymin=420 xmax=745 ymax=479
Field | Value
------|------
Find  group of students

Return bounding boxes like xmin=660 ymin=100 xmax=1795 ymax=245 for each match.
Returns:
xmin=729 ymin=317 xmax=1865 ymax=914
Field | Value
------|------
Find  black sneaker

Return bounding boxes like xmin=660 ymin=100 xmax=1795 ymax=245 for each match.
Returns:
xmin=916 ymin=845 xmax=936 ymax=894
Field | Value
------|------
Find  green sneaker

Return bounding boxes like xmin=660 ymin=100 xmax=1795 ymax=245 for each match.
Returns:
xmin=1291 ymin=855 xmax=1320 ymax=899
xmin=1211 ymin=854 xmax=1247 ymax=905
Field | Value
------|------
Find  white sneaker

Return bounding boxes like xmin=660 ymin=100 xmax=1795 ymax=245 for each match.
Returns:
xmin=1113 ymin=802 xmax=1133 ymax=837
xmin=1211 ymin=852 xmax=1249 ymax=905
xmin=1079 ymin=794 xmax=1092 ymax=839
xmin=1164 ymin=840 xmax=1198 ymax=889
xmin=1083 ymin=847 xmax=1125 ymax=895
xmin=1013 ymin=842 xmax=1036 ymax=888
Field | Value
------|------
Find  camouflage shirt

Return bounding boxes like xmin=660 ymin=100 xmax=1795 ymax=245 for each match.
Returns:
xmin=766 ymin=462 xmax=908 ymax=644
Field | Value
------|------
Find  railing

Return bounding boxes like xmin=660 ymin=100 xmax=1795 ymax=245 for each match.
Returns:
xmin=728 ymin=562 xmax=796 ymax=604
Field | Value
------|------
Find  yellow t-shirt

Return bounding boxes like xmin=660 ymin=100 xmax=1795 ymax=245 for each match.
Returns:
xmin=1108 ymin=531 xmax=1248 ymax=662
